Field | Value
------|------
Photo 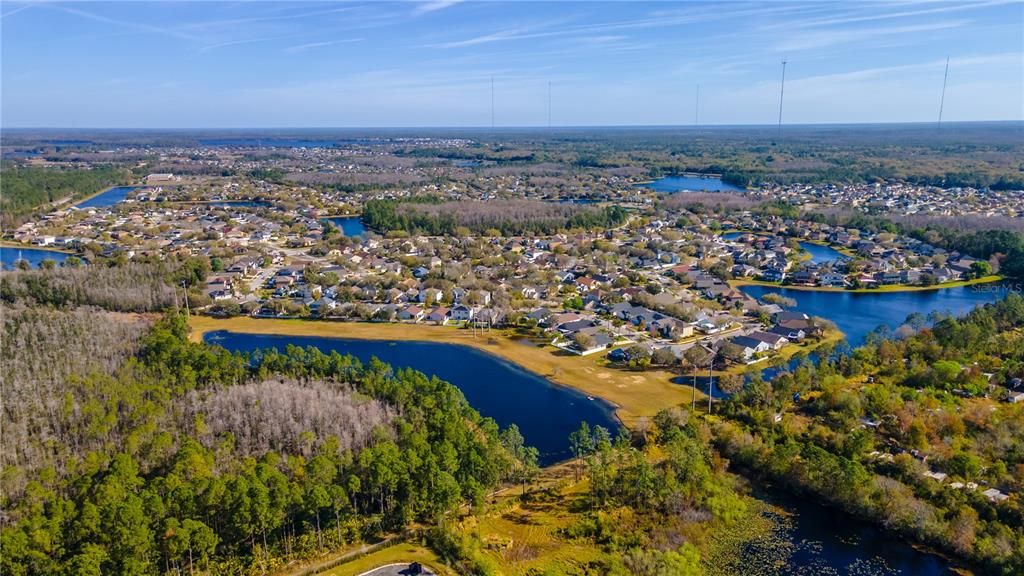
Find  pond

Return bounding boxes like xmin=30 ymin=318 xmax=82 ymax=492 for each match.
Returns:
xmin=74 ymin=186 xmax=140 ymax=209
xmin=740 ymin=283 xmax=1010 ymax=347
xmin=203 ymin=330 xmax=620 ymax=466
xmin=680 ymin=282 xmax=1011 ymax=398
xmin=0 ymin=246 xmax=73 ymax=270
xmin=739 ymin=490 xmax=960 ymax=575
xmin=323 ymin=216 xmax=367 ymax=237
xmin=208 ymin=328 xmax=962 ymax=574
xmin=638 ymin=175 xmax=745 ymax=193
xmin=721 ymin=232 xmax=845 ymax=265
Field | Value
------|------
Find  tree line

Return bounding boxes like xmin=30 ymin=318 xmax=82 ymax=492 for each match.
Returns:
xmin=362 ymin=199 xmax=629 ymax=236
xmin=713 ymin=294 xmax=1024 ymax=575
xmin=0 ymin=163 xmax=130 ymax=226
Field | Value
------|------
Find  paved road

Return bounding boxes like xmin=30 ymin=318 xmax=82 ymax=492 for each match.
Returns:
xmin=357 ymin=564 xmax=435 ymax=576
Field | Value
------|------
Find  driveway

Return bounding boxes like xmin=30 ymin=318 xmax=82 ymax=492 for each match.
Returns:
xmin=357 ymin=563 xmax=435 ymax=576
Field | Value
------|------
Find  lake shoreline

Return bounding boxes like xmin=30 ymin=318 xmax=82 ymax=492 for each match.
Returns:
xmin=736 ymin=473 xmax=975 ymax=576
xmin=202 ymin=326 xmax=623 ymax=466
xmin=188 ymin=315 xmax=701 ymax=429
xmin=0 ymin=240 xmax=78 ymax=255
xmin=72 ymin=183 xmax=137 ymax=207
xmin=730 ymin=275 xmax=1003 ymax=293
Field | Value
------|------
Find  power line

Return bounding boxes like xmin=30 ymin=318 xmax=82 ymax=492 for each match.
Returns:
xmin=777 ymin=59 xmax=787 ymax=138
xmin=938 ymin=55 xmax=950 ymax=129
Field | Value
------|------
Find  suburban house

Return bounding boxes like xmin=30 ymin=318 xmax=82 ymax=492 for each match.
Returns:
xmin=726 ymin=335 xmax=772 ymax=361
xmin=425 ymin=307 xmax=451 ymax=325
xmin=397 ymin=305 xmax=424 ymax=322
xmin=450 ymin=304 xmax=476 ymax=322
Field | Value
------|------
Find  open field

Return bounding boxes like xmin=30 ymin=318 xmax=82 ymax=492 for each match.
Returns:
xmin=188 ymin=316 xmax=703 ymax=428
xmin=317 ymin=543 xmax=451 ymax=576
xmin=465 ymin=462 xmax=609 ymax=574
xmin=730 ymin=275 xmax=1003 ymax=293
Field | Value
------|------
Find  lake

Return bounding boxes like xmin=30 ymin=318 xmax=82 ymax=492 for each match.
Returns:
xmin=682 ymin=282 xmax=1012 ymax=398
xmin=203 ymin=330 xmax=620 ymax=465
xmin=800 ymin=242 xmax=846 ymax=265
xmin=721 ymin=232 xmax=845 ymax=265
xmin=323 ymin=217 xmax=367 ymax=237
xmin=0 ymin=246 xmax=72 ymax=270
xmin=74 ymin=186 xmax=140 ymax=209
xmin=638 ymin=175 xmax=745 ymax=193
xmin=740 ymin=283 xmax=1009 ymax=347
xmin=208 ymin=328 xmax=959 ymax=574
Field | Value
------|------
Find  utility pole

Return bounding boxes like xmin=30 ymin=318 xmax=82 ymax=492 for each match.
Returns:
xmin=691 ymin=361 xmax=697 ymax=411
xmin=938 ymin=56 xmax=950 ymax=129
xmin=547 ymin=81 xmax=552 ymax=129
xmin=182 ymin=280 xmax=190 ymax=317
xmin=777 ymin=59 xmax=787 ymax=138
xmin=695 ymin=84 xmax=700 ymax=126
xmin=707 ymin=353 xmax=714 ymax=414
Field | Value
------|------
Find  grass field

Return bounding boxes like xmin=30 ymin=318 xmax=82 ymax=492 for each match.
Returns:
xmin=189 ymin=316 xmax=702 ymax=428
xmin=317 ymin=543 xmax=452 ymax=576
xmin=466 ymin=463 xmax=609 ymax=575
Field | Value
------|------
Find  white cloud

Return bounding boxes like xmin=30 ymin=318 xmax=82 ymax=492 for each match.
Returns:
xmin=284 ymin=38 xmax=363 ymax=54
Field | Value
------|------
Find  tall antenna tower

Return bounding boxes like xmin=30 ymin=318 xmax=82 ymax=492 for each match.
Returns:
xmin=938 ymin=56 xmax=950 ymax=129
xmin=490 ymin=76 xmax=495 ymax=129
xmin=548 ymin=81 xmax=552 ymax=128
xmin=777 ymin=59 xmax=787 ymax=138
xmin=695 ymin=84 xmax=700 ymax=126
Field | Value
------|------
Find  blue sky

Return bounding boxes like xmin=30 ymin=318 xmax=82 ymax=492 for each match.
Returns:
xmin=2 ymin=1 xmax=1021 ymax=127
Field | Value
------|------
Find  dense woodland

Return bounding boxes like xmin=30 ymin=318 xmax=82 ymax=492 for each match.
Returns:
xmin=0 ymin=164 xmax=129 ymax=227
xmin=362 ymin=199 xmax=629 ymax=236
xmin=0 ymin=259 xmax=205 ymax=312
xmin=715 ymin=294 xmax=1024 ymax=575
xmin=561 ymin=415 xmax=743 ymax=575
xmin=1 ymin=300 xmax=534 ymax=575
xmin=1 ymin=305 xmax=151 ymax=489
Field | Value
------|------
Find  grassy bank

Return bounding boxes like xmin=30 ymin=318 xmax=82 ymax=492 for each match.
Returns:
xmin=188 ymin=316 xmax=702 ymax=428
xmin=730 ymin=275 xmax=1003 ymax=293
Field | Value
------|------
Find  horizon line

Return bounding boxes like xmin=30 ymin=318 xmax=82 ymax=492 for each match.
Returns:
xmin=3 ymin=119 xmax=1022 ymax=132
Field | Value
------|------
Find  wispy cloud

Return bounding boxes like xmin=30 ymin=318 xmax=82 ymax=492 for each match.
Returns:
xmin=177 ymin=6 xmax=356 ymax=31
xmin=425 ymin=3 xmax=820 ymax=49
xmin=791 ymin=53 xmax=1023 ymax=85
xmin=47 ymin=3 xmax=203 ymax=42
xmin=199 ymin=37 xmax=284 ymax=54
xmin=285 ymin=38 xmax=363 ymax=54
xmin=1 ymin=3 xmax=33 ymax=19
xmin=768 ymin=0 xmax=1014 ymax=30
xmin=412 ymin=1 xmax=465 ymax=16
xmin=775 ymin=20 xmax=970 ymax=52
